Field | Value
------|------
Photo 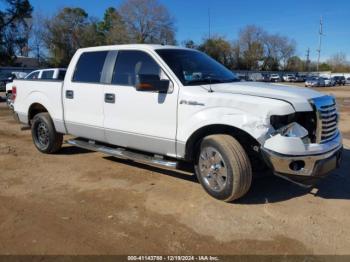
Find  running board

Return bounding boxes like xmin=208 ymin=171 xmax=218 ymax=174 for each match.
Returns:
xmin=66 ymin=139 xmax=178 ymax=169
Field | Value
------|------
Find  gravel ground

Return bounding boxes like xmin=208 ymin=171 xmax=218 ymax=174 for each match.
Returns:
xmin=0 ymin=88 xmax=349 ymax=255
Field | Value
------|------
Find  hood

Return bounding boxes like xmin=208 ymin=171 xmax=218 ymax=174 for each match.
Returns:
xmin=210 ymin=81 xmax=325 ymax=111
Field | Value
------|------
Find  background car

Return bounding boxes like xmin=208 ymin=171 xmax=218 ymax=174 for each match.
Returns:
xmin=332 ymin=76 xmax=346 ymax=86
xmin=0 ymin=72 xmax=16 ymax=91
xmin=283 ymin=74 xmax=296 ymax=82
xmin=269 ymin=73 xmax=281 ymax=82
xmin=321 ymin=77 xmax=335 ymax=87
xmin=346 ymin=77 xmax=350 ymax=85
xmin=305 ymin=77 xmax=325 ymax=87
xmin=5 ymin=68 xmax=67 ymax=109
xmin=294 ymin=74 xmax=306 ymax=82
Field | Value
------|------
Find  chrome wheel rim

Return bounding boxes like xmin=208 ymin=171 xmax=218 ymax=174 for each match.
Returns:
xmin=36 ymin=122 xmax=49 ymax=147
xmin=198 ymin=146 xmax=228 ymax=192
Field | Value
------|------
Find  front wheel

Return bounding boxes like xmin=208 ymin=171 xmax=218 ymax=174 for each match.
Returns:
xmin=195 ymin=134 xmax=252 ymax=202
xmin=31 ymin=112 xmax=63 ymax=154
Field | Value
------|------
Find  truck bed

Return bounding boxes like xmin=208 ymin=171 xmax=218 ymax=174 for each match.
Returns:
xmin=13 ymin=79 xmax=65 ymax=133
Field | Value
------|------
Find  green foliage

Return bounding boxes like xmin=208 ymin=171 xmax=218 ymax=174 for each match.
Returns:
xmin=41 ymin=0 xmax=177 ymax=66
xmin=98 ymin=7 xmax=130 ymax=45
xmin=198 ymin=37 xmax=233 ymax=68
xmin=0 ymin=0 xmax=33 ymax=65
xmin=319 ymin=62 xmax=332 ymax=71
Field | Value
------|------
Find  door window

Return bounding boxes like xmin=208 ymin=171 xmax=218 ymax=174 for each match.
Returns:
xmin=41 ymin=70 xmax=54 ymax=79
xmin=73 ymin=51 xmax=108 ymax=83
xmin=112 ymin=51 xmax=162 ymax=86
xmin=26 ymin=71 xmax=40 ymax=80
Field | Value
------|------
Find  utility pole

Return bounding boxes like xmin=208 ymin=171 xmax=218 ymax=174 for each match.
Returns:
xmin=208 ymin=8 xmax=211 ymax=40
xmin=316 ymin=16 xmax=324 ymax=73
xmin=306 ymin=48 xmax=310 ymax=73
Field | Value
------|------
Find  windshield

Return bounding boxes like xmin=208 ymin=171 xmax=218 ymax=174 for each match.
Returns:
xmin=156 ymin=49 xmax=239 ymax=86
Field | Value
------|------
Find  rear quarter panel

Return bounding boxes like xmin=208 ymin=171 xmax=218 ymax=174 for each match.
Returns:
xmin=13 ymin=80 xmax=66 ymax=133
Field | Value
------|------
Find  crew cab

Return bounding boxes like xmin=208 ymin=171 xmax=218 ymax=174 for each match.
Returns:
xmin=6 ymin=68 xmax=66 ymax=108
xmin=12 ymin=45 xmax=343 ymax=202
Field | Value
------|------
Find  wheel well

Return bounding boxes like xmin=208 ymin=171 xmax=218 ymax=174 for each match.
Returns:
xmin=184 ymin=124 xmax=267 ymax=171
xmin=28 ymin=103 xmax=48 ymax=124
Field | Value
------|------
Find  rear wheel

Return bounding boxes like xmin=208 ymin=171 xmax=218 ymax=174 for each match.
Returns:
xmin=194 ymin=134 xmax=252 ymax=202
xmin=6 ymin=93 xmax=13 ymax=109
xmin=31 ymin=113 xmax=63 ymax=154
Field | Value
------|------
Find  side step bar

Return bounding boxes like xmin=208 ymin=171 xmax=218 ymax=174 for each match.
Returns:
xmin=66 ymin=139 xmax=178 ymax=169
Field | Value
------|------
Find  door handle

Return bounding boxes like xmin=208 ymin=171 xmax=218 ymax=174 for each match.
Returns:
xmin=66 ymin=90 xmax=74 ymax=99
xmin=104 ymin=93 xmax=115 ymax=103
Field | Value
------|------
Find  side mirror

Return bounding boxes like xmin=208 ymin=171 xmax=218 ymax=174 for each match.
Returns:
xmin=135 ymin=74 xmax=169 ymax=93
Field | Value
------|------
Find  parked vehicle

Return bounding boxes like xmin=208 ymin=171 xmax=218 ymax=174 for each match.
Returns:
xmin=346 ymin=77 xmax=350 ymax=85
xmin=283 ymin=74 xmax=296 ymax=82
xmin=332 ymin=76 xmax=346 ymax=86
xmin=12 ymin=45 xmax=343 ymax=202
xmin=305 ymin=77 xmax=325 ymax=87
xmin=6 ymin=68 xmax=66 ymax=109
xmin=0 ymin=72 xmax=16 ymax=91
xmin=249 ymin=73 xmax=264 ymax=82
xmin=269 ymin=74 xmax=281 ymax=82
xmin=294 ymin=74 xmax=307 ymax=82
xmin=321 ymin=77 xmax=335 ymax=87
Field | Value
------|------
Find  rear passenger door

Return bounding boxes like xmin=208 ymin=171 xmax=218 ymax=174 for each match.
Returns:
xmin=103 ymin=50 xmax=178 ymax=157
xmin=63 ymin=51 xmax=108 ymax=142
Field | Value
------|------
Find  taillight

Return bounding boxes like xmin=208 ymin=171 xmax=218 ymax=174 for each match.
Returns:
xmin=12 ymin=86 xmax=17 ymax=101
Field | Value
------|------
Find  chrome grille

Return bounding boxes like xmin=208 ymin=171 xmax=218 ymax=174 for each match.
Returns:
xmin=311 ymin=96 xmax=339 ymax=143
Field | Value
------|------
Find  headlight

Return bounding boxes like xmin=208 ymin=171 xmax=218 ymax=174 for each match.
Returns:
xmin=270 ymin=113 xmax=296 ymax=129
xmin=274 ymin=122 xmax=309 ymax=138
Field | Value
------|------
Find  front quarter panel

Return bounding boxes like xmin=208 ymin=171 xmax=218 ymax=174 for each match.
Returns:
xmin=176 ymin=87 xmax=295 ymax=157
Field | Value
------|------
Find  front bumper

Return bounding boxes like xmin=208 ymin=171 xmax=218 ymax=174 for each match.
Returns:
xmin=261 ymin=133 xmax=343 ymax=185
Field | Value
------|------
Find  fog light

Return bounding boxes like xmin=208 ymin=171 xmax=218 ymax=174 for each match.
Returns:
xmin=289 ymin=160 xmax=305 ymax=171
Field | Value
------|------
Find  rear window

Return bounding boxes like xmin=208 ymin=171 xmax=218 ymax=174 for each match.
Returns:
xmin=73 ymin=51 xmax=108 ymax=83
xmin=41 ymin=70 xmax=54 ymax=80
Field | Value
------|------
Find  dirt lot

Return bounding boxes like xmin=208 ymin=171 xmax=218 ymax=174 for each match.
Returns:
xmin=0 ymin=87 xmax=349 ymax=255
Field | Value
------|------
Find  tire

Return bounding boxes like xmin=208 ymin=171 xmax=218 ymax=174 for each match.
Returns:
xmin=31 ymin=112 xmax=63 ymax=154
xmin=194 ymin=134 xmax=252 ymax=202
xmin=6 ymin=93 xmax=13 ymax=109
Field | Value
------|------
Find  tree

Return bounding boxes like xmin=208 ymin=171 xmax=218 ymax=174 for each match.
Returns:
xmin=198 ymin=36 xmax=233 ymax=68
xmin=286 ymin=56 xmax=305 ymax=72
xmin=279 ymin=36 xmax=296 ymax=70
xmin=119 ymin=0 xmax=176 ymax=44
xmin=238 ymin=25 xmax=265 ymax=70
xmin=28 ymin=12 xmax=47 ymax=65
xmin=43 ymin=7 xmax=100 ymax=66
xmin=98 ymin=7 xmax=129 ymax=44
xmin=0 ymin=0 xmax=33 ymax=65
xmin=327 ymin=53 xmax=350 ymax=72
xmin=318 ymin=62 xmax=332 ymax=71
xmin=182 ymin=39 xmax=197 ymax=49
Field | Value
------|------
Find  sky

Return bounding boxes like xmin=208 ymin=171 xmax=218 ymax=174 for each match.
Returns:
xmin=5 ymin=0 xmax=350 ymax=61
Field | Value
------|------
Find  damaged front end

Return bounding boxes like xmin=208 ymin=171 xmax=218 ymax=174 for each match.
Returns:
xmin=261 ymin=96 xmax=343 ymax=186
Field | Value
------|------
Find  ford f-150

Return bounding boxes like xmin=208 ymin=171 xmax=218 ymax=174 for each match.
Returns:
xmin=12 ymin=44 xmax=343 ymax=202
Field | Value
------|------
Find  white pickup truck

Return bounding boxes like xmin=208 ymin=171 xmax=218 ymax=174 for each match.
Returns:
xmin=12 ymin=45 xmax=343 ymax=202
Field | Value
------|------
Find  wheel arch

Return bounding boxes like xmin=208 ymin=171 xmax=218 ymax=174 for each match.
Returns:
xmin=28 ymin=103 xmax=49 ymax=125
xmin=184 ymin=124 xmax=267 ymax=171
